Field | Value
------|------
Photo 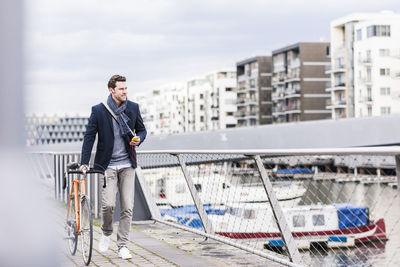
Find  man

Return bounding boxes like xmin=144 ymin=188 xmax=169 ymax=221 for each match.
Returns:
xmin=80 ymin=74 xmax=147 ymax=259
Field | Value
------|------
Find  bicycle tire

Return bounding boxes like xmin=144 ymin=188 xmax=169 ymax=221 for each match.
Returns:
xmin=80 ymin=195 xmax=93 ymax=266
xmin=66 ymin=196 xmax=78 ymax=255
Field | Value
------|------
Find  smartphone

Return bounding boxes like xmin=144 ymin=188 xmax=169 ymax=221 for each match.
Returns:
xmin=131 ymin=136 xmax=140 ymax=142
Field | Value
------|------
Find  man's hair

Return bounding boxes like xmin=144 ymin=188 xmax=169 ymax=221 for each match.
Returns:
xmin=108 ymin=75 xmax=126 ymax=89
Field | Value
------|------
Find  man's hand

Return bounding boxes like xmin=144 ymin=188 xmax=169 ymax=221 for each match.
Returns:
xmin=130 ymin=136 xmax=140 ymax=146
xmin=79 ymin=164 xmax=89 ymax=174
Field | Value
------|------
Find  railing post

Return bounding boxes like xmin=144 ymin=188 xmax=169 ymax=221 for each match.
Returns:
xmin=252 ymin=155 xmax=302 ymax=265
xmin=136 ymin=167 xmax=162 ymax=220
xmin=173 ymin=154 xmax=214 ymax=234
xmin=395 ymin=155 xmax=400 ymax=192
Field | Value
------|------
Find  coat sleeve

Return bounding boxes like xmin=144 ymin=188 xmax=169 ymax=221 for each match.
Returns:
xmin=81 ymin=106 xmax=98 ymax=165
xmin=134 ymin=103 xmax=147 ymax=146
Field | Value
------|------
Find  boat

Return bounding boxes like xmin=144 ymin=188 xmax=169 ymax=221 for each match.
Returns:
xmin=273 ymin=168 xmax=314 ymax=179
xmin=214 ymin=202 xmax=387 ymax=250
xmin=152 ymin=173 xmax=306 ymax=207
xmin=160 ymin=202 xmax=387 ymax=250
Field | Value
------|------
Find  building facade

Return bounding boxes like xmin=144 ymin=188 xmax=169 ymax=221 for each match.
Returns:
xmin=140 ymin=84 xmax=187 ymax=136
xmin=236 ymin=56 xmax=273 ymax=127
xmin=329 ymin=11 xmax=400 ymax=119
xmin=272 ymin=42 xmax=331 ymax=123
xmin=25 ymin=115 xmax=88 ymax=146
xmin=187 ymin=70 xmax=237 ymax=132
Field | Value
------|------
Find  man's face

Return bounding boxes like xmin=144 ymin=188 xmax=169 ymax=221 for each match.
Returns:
xmin=109 ymin=81 xmax=127 ymax=103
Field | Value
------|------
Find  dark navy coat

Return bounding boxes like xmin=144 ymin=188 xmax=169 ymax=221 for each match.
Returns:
xmin=80 ymin=101 xmax=147 ymax=171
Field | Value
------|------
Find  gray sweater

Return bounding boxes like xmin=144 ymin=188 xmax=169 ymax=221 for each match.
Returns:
xmin=108 ymin=119 xmax=132 ymax=168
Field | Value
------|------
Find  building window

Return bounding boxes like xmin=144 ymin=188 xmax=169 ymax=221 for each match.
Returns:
xmin=379 ymin=49 xmax=390 ymax=57
xmin=194 ymin=184 xmax=202 ymax=192
xmin=366 ymin=68 xmax=372 ymax=82
xmin=356 ymin=29 xmax=362 ymax=41
xmin=380 ymin=87 xmax=390 ymax=96
xmin=380 ymin=68 xmax=390 ymax=76
xmin=293 ymin=215 xmax=305 ymax=228
xmin=312 ymin=214 xmax=325 ymax=226
xmin=368 ymin=106 xmax=372 ymax=116
xmin=226 ymin=112 xmax=234 ymax=116
xmin=225 ymin=87 xmax=232 ymax=91
xmin=250 ymin=79 xmax=256 ymax=88
xmin=381 ymin=107 xmax=391 ymax=115
xmin=200 ymin=104 xmax=204 ymax=110
xmin=200 ymin=94 xmax=204 ymax=99
xmin=367 ymin=87 xmax=372 ymax=101
xmin=200 ymin=116 xmax=204 ymax=122
xmin=367 ymin=25 xmax=391 ymax=38
xmin=366 ymin=50 xmax=371 ymax=62
xmin=243 ymin=209 xmax=255 ymax=219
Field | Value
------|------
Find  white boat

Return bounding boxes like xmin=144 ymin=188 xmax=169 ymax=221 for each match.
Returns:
xmin=151 ymin=173 xmax=306 ymax=207
xmin=211 ymin=202 xmax=387 ymax=250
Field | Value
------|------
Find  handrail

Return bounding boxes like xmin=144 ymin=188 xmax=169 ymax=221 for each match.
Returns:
xmin=29 ymin=146 xmax=400 ymax=156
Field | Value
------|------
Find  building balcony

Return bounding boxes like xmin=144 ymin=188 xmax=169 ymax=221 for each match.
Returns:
xmin=326 ymin=99 xmax=347 ymax=109
xmin=250 ymin=69 xmax=259 ymax=78
xmin=325 ymin=64 xmax=346 ymax=74
xmin=238 ymin=74 xmax=247 ymax=82
xmin=273 ymin=64 xmax=285 ymax=73
xmin=272 ymin=80 xmax=285 ymax=86
xmin=359 ymin=78 xmax=373 ymax=86
xmin=358 ymin=58 xmax=373 ymax=66
xmin=272 ymin=75 xmax=285 ymax=84
xmin=325 ymin=83 xmax=346 ymax=92
xmin=237 ymin=87 xmax=258 ymax=94
xmin=289 ymin=59 xmax=300 ymax=69
xmin=272 ymin=111 xmax=285 ymax=117
xmin=285 ymin=109 xmax=301 ymax=114
xmin=359 ymin=96 xmax=373 ymax=104
xmin=237 ymin=100 xmax=258 ymax=107
xmin=272 ymin=92 xmax=285 ymax=101
xmin=285 ymin=89 xmax=301 ymax=99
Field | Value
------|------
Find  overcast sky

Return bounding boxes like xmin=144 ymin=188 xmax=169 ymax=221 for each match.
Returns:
xmin=24 ymin=0 xmax=400 ymax=115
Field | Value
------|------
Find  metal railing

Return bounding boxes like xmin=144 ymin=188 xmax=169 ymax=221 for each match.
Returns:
xmin=29 ymin=146 xmax=400 ymax=267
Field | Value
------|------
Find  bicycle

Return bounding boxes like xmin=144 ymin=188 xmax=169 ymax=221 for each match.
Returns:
xmin=63 ymin=162 xmax=106 ymax=266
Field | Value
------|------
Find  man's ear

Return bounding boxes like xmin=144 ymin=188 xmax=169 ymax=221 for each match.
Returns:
xmin=108 ymin=87 xmax=114 ymax=94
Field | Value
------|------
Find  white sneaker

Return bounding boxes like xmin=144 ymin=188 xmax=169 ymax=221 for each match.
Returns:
xmin=118 ymin=246 xmax=132 ymax=260
xmin=98 ymin=234 xmax=110 ymax=252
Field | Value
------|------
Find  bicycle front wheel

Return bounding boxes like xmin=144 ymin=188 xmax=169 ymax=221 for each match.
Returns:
xmin=66 ymin=196 xmax=78 ymax=255
xmin=80 ymin=195 xmax=93 ymax=266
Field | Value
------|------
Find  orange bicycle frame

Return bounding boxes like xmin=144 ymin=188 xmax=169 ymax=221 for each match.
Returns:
xmin=66 ymin=178 xmax=87 ymax=235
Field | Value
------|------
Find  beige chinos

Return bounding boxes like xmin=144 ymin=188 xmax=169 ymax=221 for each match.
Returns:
xmin=101 ymin=167 xmax=135 ymax=249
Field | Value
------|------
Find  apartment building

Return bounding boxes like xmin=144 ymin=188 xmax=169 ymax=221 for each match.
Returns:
xmin=236 ymin=56 xmax=273 ymax=127
xmin=187 ymin=70 xmax=237 ymax=132
xmin=329 ymin=11 xmax=400 ymax=119
xmin=147 ymin=84 xmax=186 ymax=135
xmin=272 ymin=42 xmax=331 ymax=123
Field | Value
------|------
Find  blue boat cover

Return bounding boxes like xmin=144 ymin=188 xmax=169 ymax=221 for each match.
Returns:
xmin=328 ymin=236 xmax=347 ymax=242
xmin=268 ymin=239 xmax=285 ymax=247
xmin=273 ymin=168 xmax=313 ymax=174
xmin=333 ymin=203 xmax=369 ymax=229
xmin=160 ymin=204 xmax=226 ymax=229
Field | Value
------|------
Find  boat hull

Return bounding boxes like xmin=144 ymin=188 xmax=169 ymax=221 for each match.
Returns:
xmin=216 ymin=218 xmax=387 ymax=250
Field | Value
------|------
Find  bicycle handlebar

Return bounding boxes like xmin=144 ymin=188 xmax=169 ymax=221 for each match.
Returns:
xmin=67 ymin=169 xmax=105 ymax=175
xmin=63 ymin=164 xmax=107 ymax=189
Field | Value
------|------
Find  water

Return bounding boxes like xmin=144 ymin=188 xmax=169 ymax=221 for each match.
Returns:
xmin=300 ymin=180 xmax=400 ymax=267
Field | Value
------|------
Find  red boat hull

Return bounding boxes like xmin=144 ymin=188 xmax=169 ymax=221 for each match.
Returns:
xmin=216 ymin=218 xmax=387 ymax=243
